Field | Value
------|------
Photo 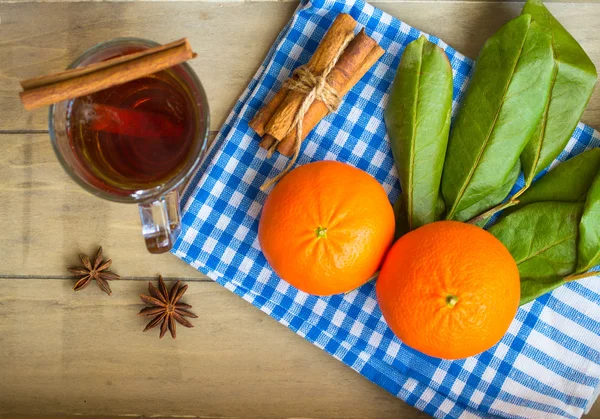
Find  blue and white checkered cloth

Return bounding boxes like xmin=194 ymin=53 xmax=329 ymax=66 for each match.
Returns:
xmin=172 ymin=0 xmax=600 ymax=417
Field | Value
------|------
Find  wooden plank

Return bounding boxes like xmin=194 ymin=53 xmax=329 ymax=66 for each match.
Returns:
xmin=2 ymin=1 xmax=600 ymax=417
xmin=0 ymin=278 xmax=417 ymax=418
xmin=4 ymin=281 xmax=600 ymax=419
xmin=3 ymin=278 xmax=600 ymax=418
xmin=0 ymin=132 xmax=211 ymax=278
xmin=1 ymin=2 xmax=599 ymax=132
xmin=2 ymin=416 xmax=146 ymax=419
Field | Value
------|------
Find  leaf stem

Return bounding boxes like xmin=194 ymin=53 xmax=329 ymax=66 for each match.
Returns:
xmin=466 ymin=185 xmax=530 ymax=225
xmin=565 ymin=271 xmax=600 ymax=282
xmin=510 ymin=185 xmax=528 ymax=201
xmin=467 ymin=199 xmax=520 ymax=225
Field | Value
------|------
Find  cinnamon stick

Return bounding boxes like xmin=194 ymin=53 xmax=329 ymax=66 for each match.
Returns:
xmin=249 ymin=88 xmax=288 ymax=137
xmin=259 ymin=134 xmax=278 ymax=153
xmin=20 ymin=38 xmax=197 ymax=110
xmin=262 ymin=14 xmax=357 ymax=141
xmin=276 ymin=34 xmax=384 ymax=156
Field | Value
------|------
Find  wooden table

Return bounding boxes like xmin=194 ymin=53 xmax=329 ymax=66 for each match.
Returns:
xmin=1 ymin=0 xmax=600 ymax=417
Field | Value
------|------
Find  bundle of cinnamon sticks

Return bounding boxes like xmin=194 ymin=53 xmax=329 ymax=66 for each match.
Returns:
xmin=249 ymin=14 xmax=384 ymax=157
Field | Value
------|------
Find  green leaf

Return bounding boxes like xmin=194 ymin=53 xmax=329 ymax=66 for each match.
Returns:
xmin=393 ymin=193 xmax=444 ymax=240
xmin=393 ymin=196 xmax=410 ymax=241
xmin=577 ymin=171 xmax=600 ymax=272
xmin=489 ymin=201 xmax=583 ymax=280
xmin=508 ymin=148 xmax=600 ymax=214
xmin=385 ymin=36 xmax=453 ymax=230
xmin=442 ymin=15 xmax=554 ymax=219
xmin=520 ymin=275 xmax=565 ymax=305
xmin=454 ymin=160 xmax=520 ymax=223
xmin=435 ymin=193 xmax=446 ymax=220
xmin=520 ymin=0 xmax=598 ymax=186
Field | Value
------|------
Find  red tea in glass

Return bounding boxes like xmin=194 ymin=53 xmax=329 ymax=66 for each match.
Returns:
xmin=50 ymin=38 xmax=209 ymax=253
xmin=67 ymin=72 xmax=197 ymax=191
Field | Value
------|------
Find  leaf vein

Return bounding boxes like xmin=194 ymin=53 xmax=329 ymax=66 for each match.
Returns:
xmin=407 ymin=42 xmax=424 ymax=230
xmin=448 ymin=25 xmax=530 ymax=218
xmin=517 ymin=233 xmax=576 ymax=265
xmin=529 ymin=58 xmax=558 ymax=184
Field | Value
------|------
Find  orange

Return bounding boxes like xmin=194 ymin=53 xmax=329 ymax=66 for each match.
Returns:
xmin=259 ymin=161 xmax=395 ymax=296
xmin=376 ymin=221 xmax=520 ymax=359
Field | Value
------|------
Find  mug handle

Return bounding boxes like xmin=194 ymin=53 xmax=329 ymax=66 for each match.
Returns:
xmin=138 ymin=190 xmax=182 ymax=254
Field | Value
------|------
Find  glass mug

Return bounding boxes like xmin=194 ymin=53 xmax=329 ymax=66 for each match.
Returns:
xmin=49 ymin=38 xmax=209 ymax=253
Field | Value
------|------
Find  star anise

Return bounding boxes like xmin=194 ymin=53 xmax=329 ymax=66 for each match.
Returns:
xmin=138 ymin=276 xmax=197 ymax=339
xmin=68 ymin=247 xmax=120 ymax=295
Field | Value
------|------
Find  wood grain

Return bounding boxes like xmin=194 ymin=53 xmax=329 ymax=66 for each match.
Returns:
xmin=0 ymin=278 xmax=418 ymax=418
xmin=2 ymin=1 xmax=600 ymax=418
xmin=0 ymin=132 xmax=213 ymax=278
xmin=1 ymin=2 xmax=599 ymax=132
